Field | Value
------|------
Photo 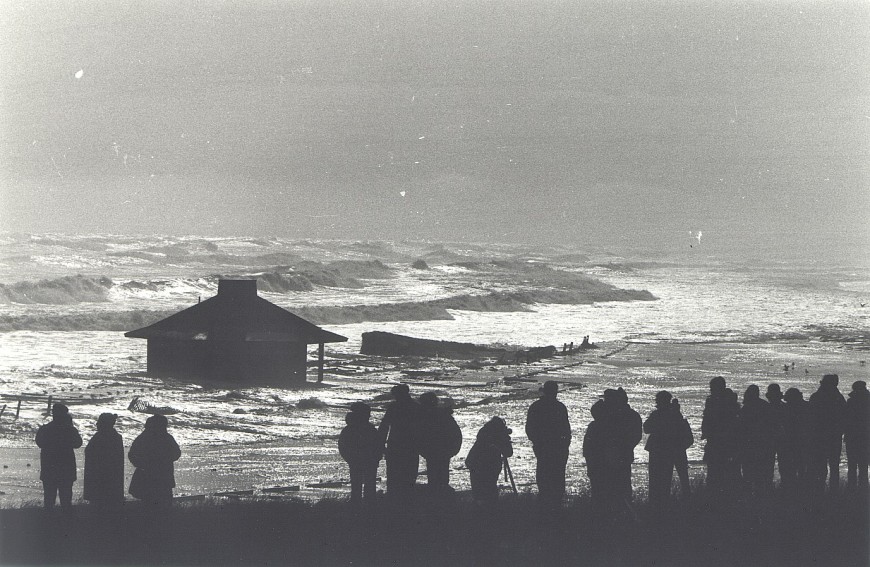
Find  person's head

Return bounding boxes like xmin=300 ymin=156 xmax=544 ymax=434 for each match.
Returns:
xmin=349 ymin=401 xmax=372 ymax=421
xmin=96 ymin=413 xmax=117 ymax=432
xmin=744 ymin=384 xmax=760 ymax=403
xmin=542 ymin=381 xmax=559 ymax=397
xmin=603 ymin=389 xmax=619 ymax=405
xmin=784 ymin=387 xmax=804 ymax=404
xmin=480 ymin=416 xmax=511 ymax=438
xmin=51 ymin=402 xmax=69 ymax=420
xmin=820 ymin=374 xmax=839 ymax=388
xmin=590 ymin=399 xmax=606 ymax=420
xmin=671 ymin=398 xmax=682 ymax=411
xmin=144 ymin=414 xmax=168 ymax=434
xmin=766 ymin=384 xmax=783 ymax=403
xmin=851 ymin=381 xmax=868 ymax=396
xmin=616 ymin=387 xmax=628 ymax=405
xmin=390 ymin=384 xmax=411 ymax=400
xmin=655 ymin=390 xmax=672 ymax=409
xmin=419 ymin=392 xmax=439 ymax=409
xmin=710 ymin=376 xmax=726 ymax=395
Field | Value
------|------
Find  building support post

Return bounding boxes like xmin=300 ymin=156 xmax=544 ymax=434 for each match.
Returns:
xmin=317 ymin=343 xmax=325 ymax=383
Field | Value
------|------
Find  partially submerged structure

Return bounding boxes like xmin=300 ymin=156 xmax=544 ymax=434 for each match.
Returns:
xmin=125 ymin=279 xmax=347 ymax=387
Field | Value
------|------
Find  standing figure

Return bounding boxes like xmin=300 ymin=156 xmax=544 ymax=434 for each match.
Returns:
xmin=128 ymin=415 xmax=181 ymax=507
xmin=844 ymin=381 xmax=869 ymax=490
xmin=83 ymin=413 xmax=125 ymax=509
xmin=465 ymin=417 xmax=513 ymax=503
xmin=701 ymin=377 xmax=740 ymax=492
xmin=525 ymin=381 xmax=572 ymax=509
xmin=338 ymin=402 xmax=384 ymax=503
xmin=808 ymin=374 xmax=846 ymax=492
xmin=608 ymin=388 xmax=643 ymax=502
xmin=35 ymin=403 xmax=83 ymax=510
xmin=780 ymin=388 xmax=810 ymax=492
xmin=583 ymin=398 xmax=613 ymax=517
xmin=643 ymin=391 xmax=684 ymax=509
xmin=765 ymin=384 xmax=787 ymax=484
xmin=672 ymin=399 xmax=694 ymax=497
xmin=416 ymin=392 xmax=463 ymax=494
xmin=737 ymin=385 xmax=774 ymax=493
xmin=378 ymin=384 xmax=421 ymax=499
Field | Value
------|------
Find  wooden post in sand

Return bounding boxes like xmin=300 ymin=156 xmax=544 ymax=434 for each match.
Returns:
xmin=0 ymin=405 xmax=5 ymax=420
xmin=15 ymin=399 xmax=21 ymax=419
xmin=317 ymin=343 xmax=325 ymax=383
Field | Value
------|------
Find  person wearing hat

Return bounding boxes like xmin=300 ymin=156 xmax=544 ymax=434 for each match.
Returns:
xmin=701 ymin=377 xmax=741 ymax=493
xmin=415 ymin=392 xmax=462 ymax=494
xmin=525 ymin=381 xmax=572 ymax=509
xmin=83 ymin=413 xmax=125 ymax=509
xmin=378 ymin=384 xmax=421 ymax=499
xmin=808 ymin=374 xmax=846 ymax=492
xmin=780 ymin=388 xmax=810 ymax=492
xmin=339 ymin=402 xmax=384 ymax=503
xmin=643 ymin=391 xmax=685 ymax=509
xmin=844 ymin=381 xmax=869 ymax=490
xmin=35 ymin=402 xmax=83 ymax=510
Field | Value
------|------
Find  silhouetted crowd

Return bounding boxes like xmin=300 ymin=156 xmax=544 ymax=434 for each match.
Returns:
xmin=35 ymin=405 xmax=180 ymax=511
xmin=33 ymin=373 xmax=868 ymax=513
xmin=337 ymin=374 xmax=870 ymax=513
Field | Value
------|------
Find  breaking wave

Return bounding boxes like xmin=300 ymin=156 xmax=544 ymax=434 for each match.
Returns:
xmin=0 ymin=275 xmax=113 ymax=304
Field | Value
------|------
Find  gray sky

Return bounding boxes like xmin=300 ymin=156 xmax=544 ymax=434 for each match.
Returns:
xmin=2 ymin=1 xmax=868 ymax=256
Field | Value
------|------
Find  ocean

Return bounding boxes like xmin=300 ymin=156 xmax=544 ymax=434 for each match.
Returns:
xmin=1 ymin=233 xmax=868 ymax=503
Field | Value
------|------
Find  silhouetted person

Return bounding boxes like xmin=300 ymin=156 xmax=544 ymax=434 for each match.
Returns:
xmin=465 ymin=416 xmax=513 ymax=503
xmin=583 ymin=398 xmax=612 ymax=517
xmin=672 ymin=399 xmax=693 ymax=497
xmin=809 ymin=374 xmax=846 ymax=492
xmin=35 ymin=403 xmax=83 ymax=510
xmin=780 ymin=388 xmax=810 ymax=492
xmin=644 ymin=391 xmax=684 ymax=509
xmin=83 ymin=413 xmax=124 ymax=509
xmin=701 ymin=377 xmax=740 ymax=492
xmin=526 ymin=381 xmax=571 ymax=509
xmin=608 ymin=388 xmax=643 ymax=502
xmin=844 ymin=381 xmax=869 ymax=490
xmin=378 ymin=384 xmax=421 ymax=499
xmin=765 ymin=384 xmax=786 ymax=485
xmin=339 ymin=402 xmax=383 ymax=504
xmin=416 ymin=392 xmax=462 ymax=494
xmin=128 ymin=414 xmax=181 ymax=507
xmin=738 ymin=385 xmax=774 ymax=493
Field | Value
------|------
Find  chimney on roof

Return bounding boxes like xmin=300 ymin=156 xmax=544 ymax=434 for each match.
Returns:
xmin=218 ymin=279 xmax=258 ymax=299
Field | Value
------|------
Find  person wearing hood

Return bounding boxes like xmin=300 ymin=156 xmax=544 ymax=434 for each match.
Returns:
xmin=339 ymin=402 xmax=384 ymax=503
xmin=35 ymin=402 xmax=83 ymax=510
xmin=83 ymin=413 xmax=125 ymax=509
xmin=526 ymin=381 xmax=572 ymax=509
xmin=808 ymin=374 xmax=847 ymax=492
xmin=128 ymin=414 xmax=181 ymax=507
xmin=415 ymin=392 xmax=463 ymax=494
xmin=844 ymin=381 xmax=869 ymax=490
xmin=465 ymin=416 xmax=513 ymax=503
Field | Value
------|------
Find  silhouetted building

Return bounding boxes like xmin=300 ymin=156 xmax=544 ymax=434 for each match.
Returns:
xmin=125 ymin=279 xmax=347 ymax=386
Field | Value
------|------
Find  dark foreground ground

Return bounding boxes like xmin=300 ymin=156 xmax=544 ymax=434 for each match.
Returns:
xmin=1 ymin=487 xmax=868 ymax=567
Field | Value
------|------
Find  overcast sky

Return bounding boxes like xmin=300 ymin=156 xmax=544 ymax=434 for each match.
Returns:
xmin=2 ymin=1 xmax=868 ymax=256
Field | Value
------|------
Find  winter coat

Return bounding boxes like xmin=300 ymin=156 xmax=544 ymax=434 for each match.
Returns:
xmin=845 ymin=389 xmax=870 ymax=457
xmin=35 ymin=417 xmax=83 ymax=483
xmin=416 ymin=407 xmax=463 ymax=461
xmin=379 ymin=397 xmax=421 ymax=455
xmin=644 ymin=406 xmax=684 ymax=457
xmin=466 ymin=421 xmax=513 ymax=479
xmin=525 ymin=396 xmax=571 ymax=454
xmin=128 ymin=429 xmax=181 ymax=500
xmin=701 ymin=393 xmax=740 ymax=463
xmin=809 ymin=385 xmax=846 ymax=443
xmin=83 ymin=428 xmax=125 ymax=503
xmin=339 ymin=418 xmax=384 ymax=469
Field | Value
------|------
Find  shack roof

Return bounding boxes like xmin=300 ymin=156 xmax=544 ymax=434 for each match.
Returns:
xmin=125 ymin=279 xmax=347 ymax=344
